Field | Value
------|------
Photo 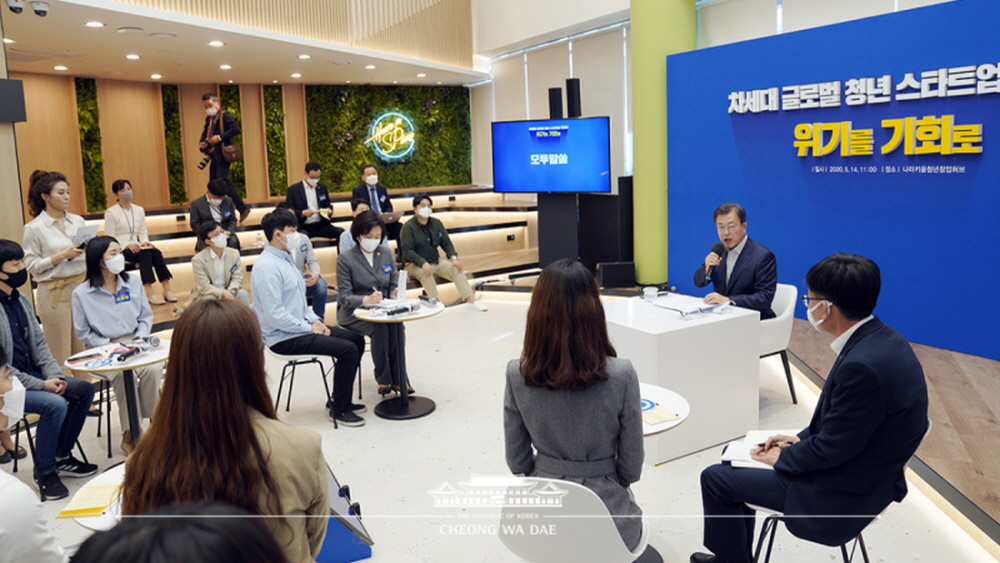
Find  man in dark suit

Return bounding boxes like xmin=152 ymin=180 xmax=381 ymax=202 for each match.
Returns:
xmin=693 ymin=203 xmax=777 ymax=319
xmin=351 ymin=164 xmax=402 ymax=243
xmin=199 ymin=92 xmax=250 ymax=223
xmin=285 ymin=161 xmax=342 ymax=241
xmin=190 ymin=180 xmax=240 ymax=252
xmin=691 ymin=253 xmax=929 ymax=563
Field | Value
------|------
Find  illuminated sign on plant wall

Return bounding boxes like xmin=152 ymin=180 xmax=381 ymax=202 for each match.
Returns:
xmin=365 ymin=112 xmax=416 ymax=161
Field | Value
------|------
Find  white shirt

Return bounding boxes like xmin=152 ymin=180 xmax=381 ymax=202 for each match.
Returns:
xmin=22 ymin=210 xmax=87 ymax=282
xmin=303 ymin=181 xmax=320 ymax=224
xmin=0 ymin=470 xmax=67 ymax=563
xmin=830 ymin=315 xmax=875 ymax=355
xmin=211 ymin=249 xmax=226 ymax=288
xmin=208 ymin=196 xmax=223 ymax=223
xmin=103 ymin=203 xmax=150 ymax=246
xmin=725 ymin=235 xmax=748 ymax=287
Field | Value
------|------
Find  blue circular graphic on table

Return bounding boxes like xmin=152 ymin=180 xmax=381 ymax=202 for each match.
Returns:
xmin=84 ymin=358 xmax=113 ymax=369
xmin=640 ymin=398 xmax=656 ymax=411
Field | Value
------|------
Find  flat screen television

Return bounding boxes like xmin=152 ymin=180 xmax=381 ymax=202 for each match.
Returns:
xmin=491 ymin=116 xmax=611 ymax=193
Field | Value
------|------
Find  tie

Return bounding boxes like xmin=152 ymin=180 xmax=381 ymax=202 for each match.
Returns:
xmin=369 ymin=187 xmax=382 ymax=215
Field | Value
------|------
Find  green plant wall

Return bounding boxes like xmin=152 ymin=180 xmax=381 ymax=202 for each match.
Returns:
xmin=219 ymin=85 xmax=246 ymax=198
xmin=160 ymin=84 xmax=186 ymax=205
xmin=75 ymin=78 xmax=106 ymax=212
xmin=305 ymin=85 xmax=471 ymax=193
xmin=263 ymin=85 xmax=287 ymax=196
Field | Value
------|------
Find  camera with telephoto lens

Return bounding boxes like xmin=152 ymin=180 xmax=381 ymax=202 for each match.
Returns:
xmin=197 ymin=154 xmax=212 ymax=170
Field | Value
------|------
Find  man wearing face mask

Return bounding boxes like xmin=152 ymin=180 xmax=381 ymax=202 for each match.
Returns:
xmin=400 ymin=194 xmax=487 ymax=312
xmin=190 ymin=179 xmax=240 ymax=252
xmin=691 ymin=253 xmax=928 ymax=563
xmin=0 ymin=239 xmax=97 ymax=501
xmin=189 ymin=221 xmax=250 ymax=307
xmin=275 ymin=202 xmax=329 ymax=321
xmin=286 ymin=162 xmax=343 ymax=241
xmin=251 ymin=209 xmax=366 ymax=427
xmin=0 ymin=346 xmax=69 ymax=562
xmin=351 ymin=164 xmax=402 ymax=244
xmin=199 ymin=92 xmax=250 ymax=223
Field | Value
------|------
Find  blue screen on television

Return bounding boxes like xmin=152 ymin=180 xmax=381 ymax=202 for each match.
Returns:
xmin=491 ymin=116 xmax=611 ymax=193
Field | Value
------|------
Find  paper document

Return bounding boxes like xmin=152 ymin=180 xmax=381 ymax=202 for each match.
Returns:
xmin=652 ymin=301 xmax=728 ymax=316
xmin=642 ymin=405 xmax=680 ymax=425
xmin=72 ymin=224 xmax=99 ymax=246
xmin=368 ymin=298 xmax=409 ymax=309
xmin=56 ymin=482 xmax=122 ymax=519
xmin=721 ymin=429 xmax=801 ymax=470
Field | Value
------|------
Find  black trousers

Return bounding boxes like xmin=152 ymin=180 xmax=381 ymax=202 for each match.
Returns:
xmin=700 ymin=463 xmax=789 ymax=562
xmin=270 ymin=327 xmax=364 ymax=415
xmin=301 ymin=221 xmax=344 ymax=241
xmin=209 ymin=155 xmax=247 ymax=213
xmin=122 ymin=247 xmax=172 ymax=285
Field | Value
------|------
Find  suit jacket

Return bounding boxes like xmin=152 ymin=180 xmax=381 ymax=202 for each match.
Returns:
xmin=0 ymin=291 xmax=64 ymax=391
xmin=351 ymin=183 xmax=394 ymax=213
xmin=189 ymin=247 xmax=243 ymax=302
xmin=189 ymin=195 xmax=239 ymax=251
xmin=286 ymin=181 xmax=333 ymax=229
xmin=336 ymin=244 xmax=397 ymax=327
xmin=504 ymin=357 xmax=644 ymax=550
xmin=775 ymin=318 xmax=928 ymax=546
xmin=199 ymin=110 xmax=240 ymax=168
xmin=693 ymin=237 xmax=777 ymax=319
xmin=248 ymin=409 xmax=329 ymax=563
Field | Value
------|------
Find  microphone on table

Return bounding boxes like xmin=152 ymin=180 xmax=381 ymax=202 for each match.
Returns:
xmin=705 ymin=242 xmax=726 ymax=281
xmin=116 ymin=347 xmax=142 ymax=362
xmin=385 ymin=302 xmax=420 ymax=316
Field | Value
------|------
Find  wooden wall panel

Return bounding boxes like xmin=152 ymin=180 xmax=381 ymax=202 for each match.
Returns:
xmin=11 ymin=72 xmax=86 ymax=217
xmin=239 ymin=85 xmax=269 ymax=203
xmin=178 ymin=84 xmax=218 ymax=202
xmin=96 ymin=79 xmax=170 ymax=208
xmin=283 ymin=84 xmax=309 ymax=194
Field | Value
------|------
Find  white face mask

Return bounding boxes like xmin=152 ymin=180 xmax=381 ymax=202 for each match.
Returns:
xmin=205 ymin=107 xmax=219 ymax=116
xmin=417 ymin=206 xmax=432 ymax=219
xmin=282 ymin=232 xmax=301 ymax=252
xmin=1 ymin=376 xmax=25 ymax=426
xmin=208 ymin=197 xmax=223 ymax=207
xmin=305 ymin=178 xmax=319 ymax=188
xmin=365 ymin=174 xmax=378 ymax=186
xmin=806 ymin=301 xmax=828 ymax=331
xmin=105 ymin=254 xmax=126 ymax=275
xmin=119 ymin=190 xmax=134 ymax=203
xmin=210 ymin=233 xmax=228 ymax=248
xmin=360 ymin=237 xmax=380 ymax=253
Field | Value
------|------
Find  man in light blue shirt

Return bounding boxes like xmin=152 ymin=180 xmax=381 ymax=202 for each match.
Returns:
xmin=275 ymin=202 xmax=329 ymax=321
xmin=251 ymin=209 xmax=366 ymax=427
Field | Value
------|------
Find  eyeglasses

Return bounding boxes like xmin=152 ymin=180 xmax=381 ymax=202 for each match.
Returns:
xmin=716 ymin=224 xmax=741 ymax=233
xmin=800 ymin=295 xmax=832 ymax=307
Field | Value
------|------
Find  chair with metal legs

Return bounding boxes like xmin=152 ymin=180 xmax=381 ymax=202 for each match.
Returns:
xmin=12 ymin=415 xmax=89 ymax=473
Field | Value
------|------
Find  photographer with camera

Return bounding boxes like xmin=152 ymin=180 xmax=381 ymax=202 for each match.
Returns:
xmin=199 ymin=93 xmax=250 ymax=223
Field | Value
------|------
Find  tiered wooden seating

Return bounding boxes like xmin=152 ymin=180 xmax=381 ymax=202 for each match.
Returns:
xmin=80 ymin=185 xmax=538 ymax=329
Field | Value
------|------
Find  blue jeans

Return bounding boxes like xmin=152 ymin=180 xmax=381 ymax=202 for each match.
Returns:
xmin=306 ymin=275 xmax=328 ymax=321
xmin=23 ymin=377 xmax=95 ymax=475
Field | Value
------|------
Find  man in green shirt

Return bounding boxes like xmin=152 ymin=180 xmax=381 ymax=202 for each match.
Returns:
xmin=400 ymin=195 xmax=487 ymax=312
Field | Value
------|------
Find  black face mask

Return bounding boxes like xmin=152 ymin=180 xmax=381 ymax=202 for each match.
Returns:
xmin=2 ymin=269 xmax=27 ymax=289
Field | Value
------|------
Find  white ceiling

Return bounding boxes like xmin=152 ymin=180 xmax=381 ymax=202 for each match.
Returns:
xmin=0 ymin=0 xmax=487 ymax=86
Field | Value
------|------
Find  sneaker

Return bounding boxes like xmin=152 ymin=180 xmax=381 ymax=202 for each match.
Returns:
xmin=34 ymin=472 xmax=69 ymax=501
xmin=467 ymin=300 xmax=488 ymax=312
xmin=348 ymin=403 xmax=367 ymax=414
xmin=332 ymin=410 xmax=366 ymax=427
xmin=55 ymin=455 xmax=99 ymax=478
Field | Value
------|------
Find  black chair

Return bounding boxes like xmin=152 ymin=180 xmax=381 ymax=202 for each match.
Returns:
xmin=12 ymin=415 xmax=89 ymax=473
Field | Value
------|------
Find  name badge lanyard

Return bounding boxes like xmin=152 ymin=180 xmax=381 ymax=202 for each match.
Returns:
xmin=121 ymin=205 xmax=136 ymax=244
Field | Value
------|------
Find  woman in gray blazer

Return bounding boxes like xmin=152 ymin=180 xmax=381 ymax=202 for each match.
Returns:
xmin=337 ymin=211 xmax=408 ymax=396
xmin=504 ymin=259 xmax=644 ymax=550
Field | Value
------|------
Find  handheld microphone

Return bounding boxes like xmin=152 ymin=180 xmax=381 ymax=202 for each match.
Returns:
xmin=116 ymin=346 xmax=142 ymax=362
xmin=385 ymin=303 xmax=420 ymax=316
xmin=705 ymin=242 xmax=726 ymax=281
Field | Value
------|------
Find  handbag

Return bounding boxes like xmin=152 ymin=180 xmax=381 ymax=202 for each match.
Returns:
xmin=218 ymin=111 xmax=243 ymax=163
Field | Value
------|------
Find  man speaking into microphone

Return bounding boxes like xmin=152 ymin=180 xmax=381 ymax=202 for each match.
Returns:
xmin=692 ymin=203 xmax=777 ymax=320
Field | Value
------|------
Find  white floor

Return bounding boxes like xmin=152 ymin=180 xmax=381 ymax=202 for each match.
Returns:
xmin=10 ymin=297 xmax=999 ymax=562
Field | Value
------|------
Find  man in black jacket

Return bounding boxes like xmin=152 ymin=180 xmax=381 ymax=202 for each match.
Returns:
xmin=351 ymin=164 xmax=401 ymax=243
xmin=199 ymin=92 xmax=250 ymax=223
xmin=286 ymin=162 xmax=342 ymax=241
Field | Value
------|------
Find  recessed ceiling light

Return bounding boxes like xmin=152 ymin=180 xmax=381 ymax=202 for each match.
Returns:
xmin=392 ymin=80 xmax=398 ymax=84
xmin=437 ymin=81 xmax=442 ymax=84
xmin=126 ymin=54 xmax=140 ymax=60
xmin=84 ymin=21 xmax=105 ymax=28
xmin=291 ymin=73 xmax=301 ymax=78
xmin=148 ymin=32 xmax=177 ymax=39
xmin=365 ymin=64 xmax=376 ymax=70
xmin=2 ymin=38 xmax=14 ymax=44
xmin=54 ymin=66 xmax=68 ymax=71
xmin=417 ymin=73 xmax=426 ymax=78
xmin=208 ymin=40 xmax=225 ymax=47
xmin=272 ymin=80 xmax=278 ymax=83
xmin=228 ymin=80 xmax=233 ymax=84
xmin=346 ymin=80 xmax=351 ymax=84
xmin=117 ymin=27 xmax=144 ymax=34
xmin=298 ymin=54 xmax=310 ymax=60
xmin=151 ymin=74 xmax=162 ymax=79
xmin=219 ymin=64 xmax=232 ymax=70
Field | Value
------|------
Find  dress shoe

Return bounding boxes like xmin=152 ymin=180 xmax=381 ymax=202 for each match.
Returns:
xmin=239 ymin=208 xmax=252 ymax=223
xmin=690 ymin=552 xmax=749 ymax=563
xmin=378 ymin=384 xmax=392 ymax=396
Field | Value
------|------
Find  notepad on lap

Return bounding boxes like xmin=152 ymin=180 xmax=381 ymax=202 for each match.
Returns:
xmin=56 ymin=482 xmax=122 ymax=519
xmin=721 ymin=429 xmax=801 ymax=471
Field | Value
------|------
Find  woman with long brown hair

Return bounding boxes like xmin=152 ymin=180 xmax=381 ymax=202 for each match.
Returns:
xmin=121 ymin=299 xmax=329 ymax=563
xmin=503 ymin=259 xmax=644 ymax=549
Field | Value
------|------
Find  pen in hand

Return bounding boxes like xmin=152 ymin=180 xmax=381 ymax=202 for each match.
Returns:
xmin=756 ymin=440 xmax=795 ymax=448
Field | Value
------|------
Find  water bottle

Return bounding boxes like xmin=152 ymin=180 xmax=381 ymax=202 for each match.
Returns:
xmin=256 ymin=233 xmax=264 ymax=248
